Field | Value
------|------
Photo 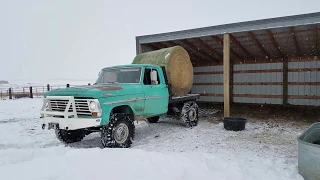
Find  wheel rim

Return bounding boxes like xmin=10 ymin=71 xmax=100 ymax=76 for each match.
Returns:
xmin=188 ymin=108 xmax=197 ymax=122
xmin=114 ymin=123 xmax=129 ymax=144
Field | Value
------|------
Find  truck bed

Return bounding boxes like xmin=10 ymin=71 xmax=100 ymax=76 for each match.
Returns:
xmin=169 ymin=94 xmax=200 ymax=104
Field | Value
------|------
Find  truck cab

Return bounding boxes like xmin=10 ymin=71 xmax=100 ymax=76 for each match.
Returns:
xmin=40 ymin=64 xmax=199 ymax=148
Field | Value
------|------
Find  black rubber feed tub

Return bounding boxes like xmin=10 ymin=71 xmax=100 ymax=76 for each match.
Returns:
xmin=223 ymin=117 xmax=247 ymax=131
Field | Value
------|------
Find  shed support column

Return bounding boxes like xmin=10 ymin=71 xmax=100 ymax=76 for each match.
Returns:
xmin=283 ymin=57 xmax=288 ymax=105
xmin=223 ymin=33 xmax=231 ymax=117
xmin=139 ymin=44 xmax=143 ymax=54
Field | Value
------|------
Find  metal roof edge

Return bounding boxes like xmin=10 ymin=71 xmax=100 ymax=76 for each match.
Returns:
xmin=136 ymin=12 xmax=320 ymax=44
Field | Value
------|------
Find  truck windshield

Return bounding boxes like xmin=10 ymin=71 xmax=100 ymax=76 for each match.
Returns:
xmin=95 ymin=67 xmax=141 ymax=84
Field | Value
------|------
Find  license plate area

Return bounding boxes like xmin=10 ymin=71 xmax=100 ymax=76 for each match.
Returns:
xmin=48 ymin=123 xmax=59 ymax=130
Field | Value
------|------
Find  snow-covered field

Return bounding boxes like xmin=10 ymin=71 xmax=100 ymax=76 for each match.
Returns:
xmin=0 ymin=98 xmax=306 ymax=180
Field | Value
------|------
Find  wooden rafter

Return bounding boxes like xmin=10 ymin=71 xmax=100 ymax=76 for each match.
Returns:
xmin=211 ymin=36 xmax=242 ymax=60
xmin=178 ymin=39 xmax=216 ymax=62
xmin=165 ymin=41 xmax=211 ymax=62
xmin=229 ymin=34 xmax=255 ymax=60
xmin=289 ymin=27 xmax=301 ymax=57
xmin=248 ymin=31 xmax=270 ymax=59
xmin=144 ymin=43 xmax=159 ymax=50
xmin=314 ymin=25 xmax=319 ymax=55
xmin=150 ymin=42 xmax=164 ymax=49
xmin=193 ymin=37 xmax=223 ymax=61
xmin=266 ymin=29 xmax=284 ymax=59
xmin=164 ymin=41 xmax=178 ymax=47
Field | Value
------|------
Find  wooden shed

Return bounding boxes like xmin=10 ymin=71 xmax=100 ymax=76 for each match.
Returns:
xmin=135 ymin=12 xmax=320 ymax=117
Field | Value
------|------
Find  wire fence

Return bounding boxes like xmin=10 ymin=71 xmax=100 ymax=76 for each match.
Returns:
xmin=0 ymin=84 xmax=89 ymax=100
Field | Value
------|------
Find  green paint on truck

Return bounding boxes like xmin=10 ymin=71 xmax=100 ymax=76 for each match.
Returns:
xmin=40 ymin=64 xmax=200 ymax=148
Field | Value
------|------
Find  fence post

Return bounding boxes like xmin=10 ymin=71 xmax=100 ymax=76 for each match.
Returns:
xmin=66 ymin=84 xmax=70 ymax=88
xmin=47 ymin=84 xmax=50 ymax=91
xmin=9 ymin=88 xmax=12 ymax=99
xmin=29 ymin=87 xmax=33 ymax=98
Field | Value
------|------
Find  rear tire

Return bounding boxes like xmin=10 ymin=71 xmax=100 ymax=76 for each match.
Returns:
xmin=101 ymin=113 xmax=135 ymax=148
xmin=181 ymin=101 xmax=199 ymax=128
xmin=147 ymin=116 xmax=160 ymax=123
xmin=55 ymin=129 xmax=85 ymax=144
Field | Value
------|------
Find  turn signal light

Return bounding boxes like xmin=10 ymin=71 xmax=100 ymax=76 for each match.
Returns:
xmin=92 ymin=112 xmax=98 ymax=117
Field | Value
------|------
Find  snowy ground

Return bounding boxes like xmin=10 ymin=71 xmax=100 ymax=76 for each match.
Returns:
xmin=0 ymin=98 xmax=306 ymax=180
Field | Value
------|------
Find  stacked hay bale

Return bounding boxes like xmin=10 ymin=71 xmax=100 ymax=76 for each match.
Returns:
xmin=132 ymin=46 xmax=193 ymax=97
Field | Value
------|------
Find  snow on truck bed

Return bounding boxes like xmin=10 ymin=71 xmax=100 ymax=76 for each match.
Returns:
xmin=0 ymin=98 xmax=305 ymax=180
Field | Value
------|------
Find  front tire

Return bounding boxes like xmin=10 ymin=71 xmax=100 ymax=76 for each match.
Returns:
xmin=55 ymin=129 xmax=85 ymax=144
xmin=101 ymin=113 xmax=135 ymax=148
xmin=181 ymin=101 xmax=199 ymax=128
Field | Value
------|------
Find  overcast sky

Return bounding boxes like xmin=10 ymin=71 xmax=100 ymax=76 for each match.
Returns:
xmin=1 ymin=0 xmax=319 ymax=82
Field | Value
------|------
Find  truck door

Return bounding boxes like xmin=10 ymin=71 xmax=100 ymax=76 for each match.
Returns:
xmin=143 ymin=67 xmax=169 ymax=116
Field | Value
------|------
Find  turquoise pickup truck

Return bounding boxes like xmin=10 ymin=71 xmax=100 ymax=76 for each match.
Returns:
xmin=40 ymin=64 xmax=200 ymax=148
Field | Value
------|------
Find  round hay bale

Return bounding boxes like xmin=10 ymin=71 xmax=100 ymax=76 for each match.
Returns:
xmin=132 ymin=46 xmax=193 ymax=96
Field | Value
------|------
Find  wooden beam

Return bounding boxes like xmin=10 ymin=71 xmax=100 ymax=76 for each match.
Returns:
xmin=289 ymin=27 xmax=301 ymax=57
xmin=283 ymin=57 xmax=288 ymax=105
xmin=144 ymin=43 xmax=159 ymax=50
xmin=138 ymin=44 xmax=143 ymax=54
xmin=179 ymin=39 xmax=218 ymax=62
xmin=164 ymin=41 xmax=178 ymax=47
xmin=193 ymin=37 xmax=223 ymax=61
xmin=266 ymin=29 xmax=284 ymax=59
xmin=155 ymin=42 xmax=170 ymax=49
xmin=211 ymin=35 xmax=242 ymax=60
xmin=165 ymin=41 xmax=212 ymax=63
xmin=314 ymin=25 xmax=318 ymax=55
xmin=248 ymin=31 xmax=270 ymax=59
xmin=229 ymin=34 xmax=255 ymax=60
xmin=223 ymin=33 xmax=231 ymax=117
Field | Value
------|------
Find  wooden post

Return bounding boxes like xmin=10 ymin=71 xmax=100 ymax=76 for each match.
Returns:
xmin=29 ymin=87 xmax=33 ymax=98
xmin=139 ymin=44 xmax=143 ymax=54
xmin=66 ymin=84 xmax=70 ymax=88
xmin=283 ymin=57 xmax=288 ymax=105
xmin=47 ymin=84 xmax=50 ymax=91
xmin=223 ymin=33 xmax=231 ymax=117
xmin=9 ymin=88 xmax=12 ymax=100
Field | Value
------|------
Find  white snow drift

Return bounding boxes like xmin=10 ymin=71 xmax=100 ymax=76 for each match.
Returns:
xmin=0 ymin=98 xmax=304 ymax=180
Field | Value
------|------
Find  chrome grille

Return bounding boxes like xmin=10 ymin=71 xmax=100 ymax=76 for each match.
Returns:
xmin=49 ymin=99 xmax=91 ymax=116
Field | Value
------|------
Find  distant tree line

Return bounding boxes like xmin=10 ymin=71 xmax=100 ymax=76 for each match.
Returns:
xmin=0 ymin=80 xmax=9 ymax=84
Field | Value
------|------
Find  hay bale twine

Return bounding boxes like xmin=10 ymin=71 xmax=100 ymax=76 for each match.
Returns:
xmin=132 ymin=46 xmax=193 ymax=96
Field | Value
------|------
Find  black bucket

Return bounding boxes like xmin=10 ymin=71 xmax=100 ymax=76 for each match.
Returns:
xmin=223 ymin=117 xmax=247 ymax=131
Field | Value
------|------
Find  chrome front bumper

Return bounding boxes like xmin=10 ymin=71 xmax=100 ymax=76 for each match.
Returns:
xmin=40 ymin=96 xmax=101 ymax=130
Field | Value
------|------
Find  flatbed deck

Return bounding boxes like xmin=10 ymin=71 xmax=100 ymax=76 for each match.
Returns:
xmin=169 ymin=94 xmax=200 ymax=104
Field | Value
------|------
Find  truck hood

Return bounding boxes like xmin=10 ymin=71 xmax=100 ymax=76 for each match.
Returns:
xmin=44 ymin=84 xmax=136 ymax=99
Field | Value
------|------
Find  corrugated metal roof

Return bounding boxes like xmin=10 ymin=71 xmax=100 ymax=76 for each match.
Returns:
xmin=137 ymin=12 xmax=320 ymax=44
xmin=136 ymin=12 xmax=320 ymax=65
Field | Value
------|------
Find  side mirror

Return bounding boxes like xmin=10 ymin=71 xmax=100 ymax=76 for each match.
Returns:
xmin=151 ymin=70 xmax=158 ymax=85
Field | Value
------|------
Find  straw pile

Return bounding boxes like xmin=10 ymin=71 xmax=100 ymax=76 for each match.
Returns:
xmin=132 ymin=46 xmax=193 ymax=96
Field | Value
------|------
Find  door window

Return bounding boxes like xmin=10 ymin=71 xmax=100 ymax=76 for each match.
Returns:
xmin=143 ymin=68 xmax=160 ymax=85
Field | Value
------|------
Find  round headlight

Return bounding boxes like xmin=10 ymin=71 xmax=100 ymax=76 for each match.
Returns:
xmin=89 ymin=101 xmax=96 ymax=111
